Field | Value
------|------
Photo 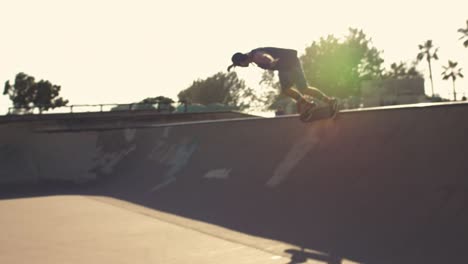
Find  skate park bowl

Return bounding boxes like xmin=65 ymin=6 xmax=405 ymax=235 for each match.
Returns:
xmin=1 ymin=102 xmax=468 ymax=264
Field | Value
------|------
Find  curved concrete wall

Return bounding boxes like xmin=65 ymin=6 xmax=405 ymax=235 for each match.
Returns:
xmin=1 ymin=103 xmax=468 ymax=263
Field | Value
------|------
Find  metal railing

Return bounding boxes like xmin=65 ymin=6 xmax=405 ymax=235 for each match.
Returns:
xmin=7 ymin=103 xmax=176 ymax=115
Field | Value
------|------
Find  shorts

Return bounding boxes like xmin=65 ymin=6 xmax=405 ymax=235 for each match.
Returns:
xmin=278 ymin=65 xmax=308 ymax=92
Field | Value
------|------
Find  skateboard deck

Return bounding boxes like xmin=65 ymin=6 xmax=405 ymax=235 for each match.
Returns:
xmin=299 ymin=105 xmax=337 ymax=122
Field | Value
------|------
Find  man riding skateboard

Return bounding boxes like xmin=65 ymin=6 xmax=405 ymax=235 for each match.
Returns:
xmin=227 ymin=47 xmax=337 ymax=116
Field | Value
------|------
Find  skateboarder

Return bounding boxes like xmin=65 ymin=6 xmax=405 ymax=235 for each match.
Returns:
xmin=227 ymin=47 xmax=337 ymax=115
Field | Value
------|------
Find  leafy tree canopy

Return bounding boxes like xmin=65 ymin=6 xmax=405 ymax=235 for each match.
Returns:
xmin=3 ymin=72 xmax=69 ymax=113
xmin=110 ymin=96 xmax=176 ymax=112
xmin=301 ymin=28 xmax=385 ymax=98
xmin=177 ymin=71 xmax=259 ymax=111
xmin=140 ymin=96 xmax=175 ymax=112
xmin=383 ymin=61 xmax=423 ymax=79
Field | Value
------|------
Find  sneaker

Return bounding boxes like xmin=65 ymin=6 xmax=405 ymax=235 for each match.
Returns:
xmin=297 ymin=98 xmax=316 ymax=114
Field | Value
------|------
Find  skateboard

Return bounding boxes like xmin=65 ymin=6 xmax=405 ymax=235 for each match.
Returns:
xmin=299 ymin=102 xmax=338 ymax=123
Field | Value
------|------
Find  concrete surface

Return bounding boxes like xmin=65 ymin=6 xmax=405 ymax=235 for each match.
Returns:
xmin=2 ymin=195 xmax=336 ymax=264
xmin=1 ymin=102 xmax=468 ymax=263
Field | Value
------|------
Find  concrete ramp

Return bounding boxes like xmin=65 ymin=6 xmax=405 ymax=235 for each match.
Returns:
xmin=1 ymin=103 xmax=468 ymax=263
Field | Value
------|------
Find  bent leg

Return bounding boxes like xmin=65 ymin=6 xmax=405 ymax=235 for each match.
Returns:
xmin=301 ymin=86 xmax=333 ymax=103
xmin=279 ymin=70 xmax=307 ymax=101
xmin=282 ymin=87 xmax=303 ymax=102
xmin=292 ymin=66 xmax=332 ymax=103
xmin=278 ymin=70 xmax=316 ymax=113
xmin=283 ymin=87 xmax=316 ymax=114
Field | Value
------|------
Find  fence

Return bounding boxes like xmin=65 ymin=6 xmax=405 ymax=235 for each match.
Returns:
xmin=6 ymin=102 xmax=177 ymax=115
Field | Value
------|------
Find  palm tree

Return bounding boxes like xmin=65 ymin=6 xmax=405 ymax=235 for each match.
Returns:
xmin=417 ymin=40 xmax=439 ymax=97
xmin=458 ymin=20 xmax=468 ymax=48
xmin=441 ymin=60 xmax=464 ymax=101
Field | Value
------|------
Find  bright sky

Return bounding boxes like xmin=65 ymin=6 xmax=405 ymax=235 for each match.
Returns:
xmin=0 ymin=0 xmax=467 ymax=113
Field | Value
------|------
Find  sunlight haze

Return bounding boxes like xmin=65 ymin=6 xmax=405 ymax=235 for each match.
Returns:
xmin=0 ymin=0 xmax=467 ymax=112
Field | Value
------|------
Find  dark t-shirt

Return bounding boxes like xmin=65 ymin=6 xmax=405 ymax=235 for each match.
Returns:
xmin=250 ymin=47 xmax=300 ymax=71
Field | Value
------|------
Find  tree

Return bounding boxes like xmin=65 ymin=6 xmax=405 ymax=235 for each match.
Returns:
xmin=258 ymin=70 xmax=286 ymax=110
xmin=140 ymin=96 xmax=175 ymax=112
xmin=300 ymin=28 xmax=385 ymax=98
xmin=441 ymin=60 xmax=464 ymax=101
xmin=384 ymin=61 xmax=423 ymax=79
xmin=110 ymin=96 xmax=175 ymax=112
xmin=417 ymin=40 xmax=439 ymax=97
xmin=458 ymin=20 xmax=468 ymax=48
xmin=178 ymin=71 xmax=254 ymax=111
xmin=3 ymin=72 xmax=69 ymax=113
